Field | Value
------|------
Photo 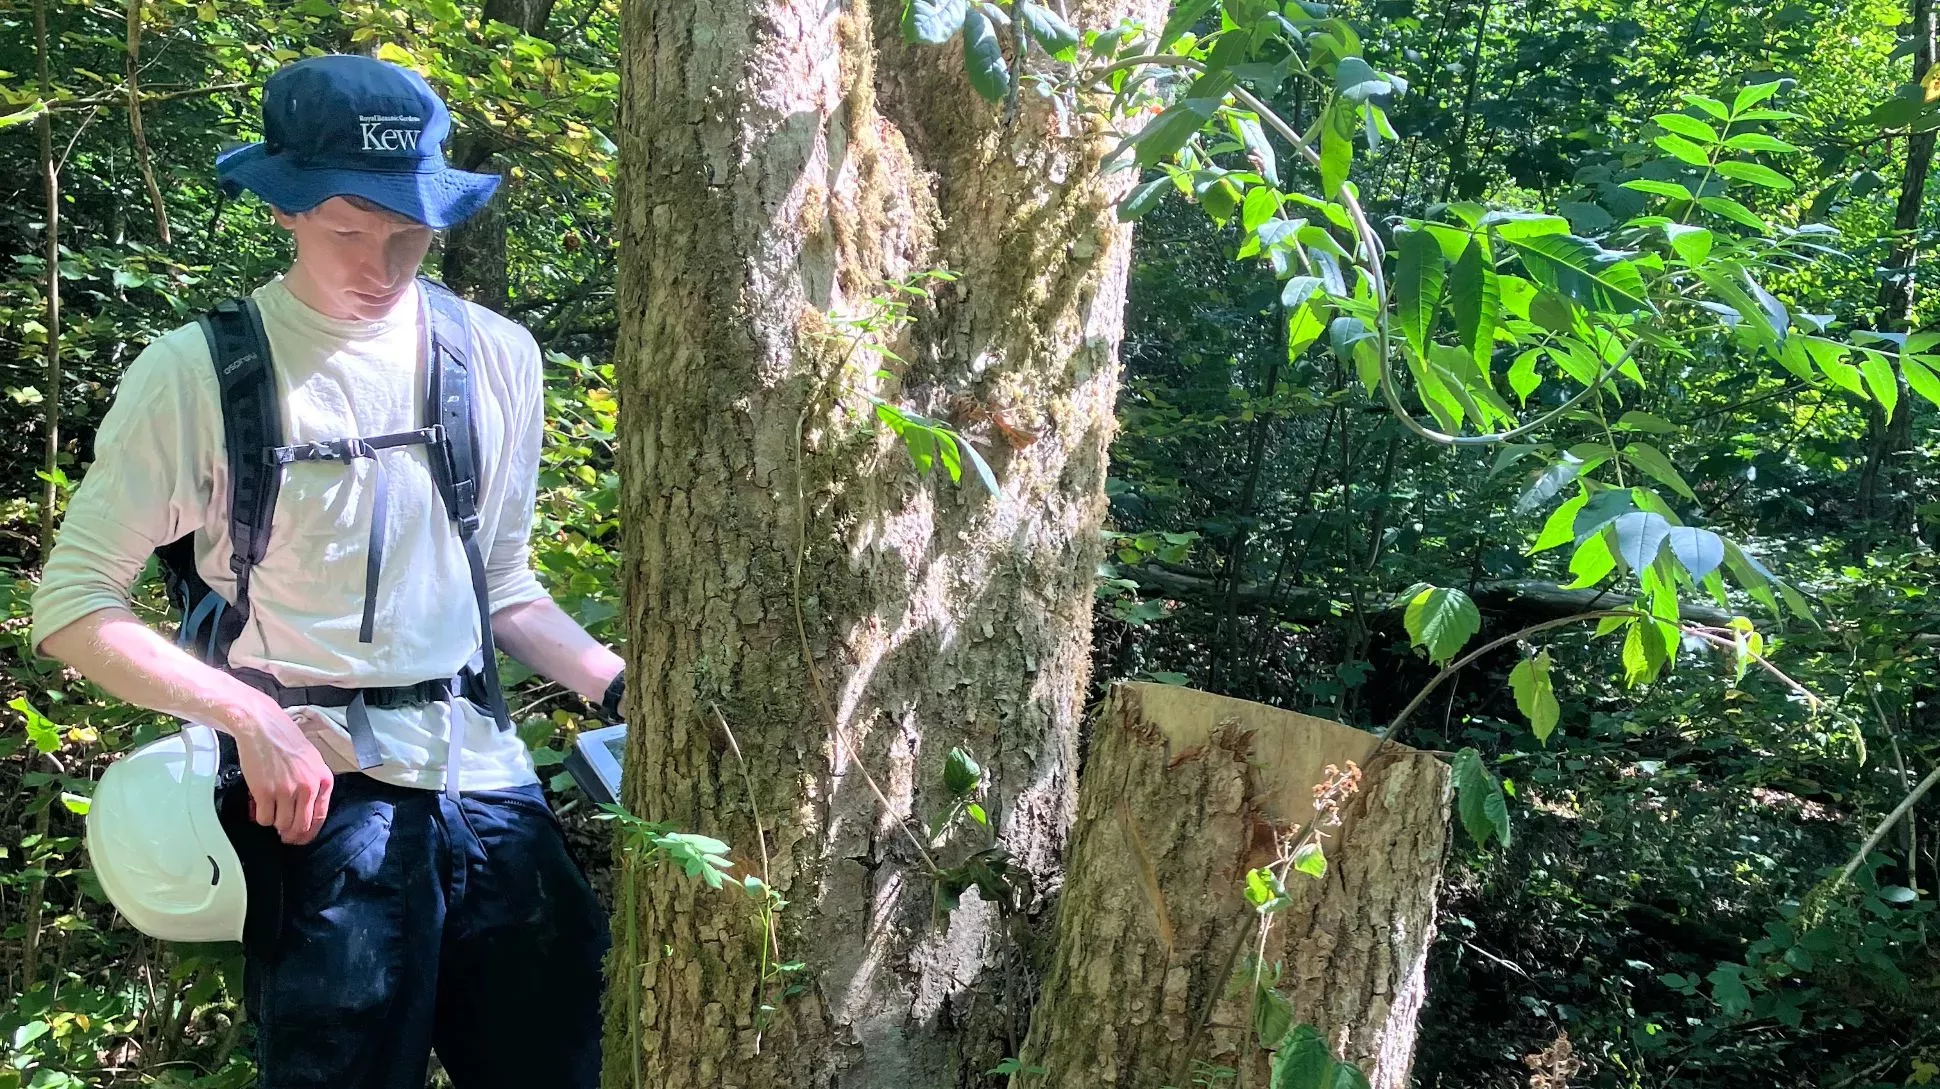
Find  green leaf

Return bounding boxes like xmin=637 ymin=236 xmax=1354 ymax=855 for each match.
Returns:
xmin=1713 ymin=160 xmax=1793 ymax=190
xmin=0 ymin=100 xmax=49 ymax=130
xmin=903 ymin=0 xmax=968 ymax=44
xmin=1319 ymin=101 xmax=1352 ymax=195
xmin=1133 ymin=82 xmax=1228 ymax=168
xmin=1723 ymin=542 xmax=1782 ymax=617
xmin=1292 ymin=841 xmax=1327 ymax=877
xmin=1621 ymin=443 xmax=1697 ymax=500
xmin=1615 ymin=411 xmax=1678 ymax=434
xmin=1531 ymin=489 xmax=1588 ymax=553
xmin=1452 ymin=748 xmax=1511 ymax=848
xmin=1732 ymin=80 xmax=1782 ymax=111
xmin=1157 ymin=0 xmax=1216 ymax=49
xmin=1723 ymin=132 xmax=1799 ymax=154
xmin=1515 ymin=451 xmax=1584 ymax=516
xmin=1620 ymin=618 xmax=1661 ymax=686
xmin=1696 ymin=195 xmax=1769 ymax=232
xmin=8 ymin=697 xmax=60 ymax=755
xmin=1860 ymin=353 xmax=1900 ymax=420
xmin=1395 ymin=229 xmax=1445 ymax=362
xmin=1018 ymin=2 xmax=1079 ymax=61
xmin=1665 ymin=526 xmax=1726 ymax=582
xmin=1245 ymin=865 xmax=1289 ymax=911
xmin=1234 ymin=114 xmax=1279 ymax=185
xmin=1327 ymin=1061 xmax=1373 ymax=1089
xmin=1503 ymin=233 xmax=1653 ymax=315
xmin=1708 ymin=965 xmax=1753 ymax=1015
xmin=1281 ymin=274 xmax=1325 ymax=309
xmin=1256 ymin=984 xmax=1296 ymax=1050
xmin=1508 ymin=348 xmax=1542 ymax=403
xmin=1331 ymin=316 xmax=1380 ymax=394
xmin=1451 ymin=235 xmax=1499 ymax=370
xmin=1623 ymin=178 xmax=1695 ymax=201
xmin=1287 ymin=299 xmax=1328 ymax=358
xmin=956 ymin=434 xmax=1001 ymax=495
xmin=1509 ymin=650 xmax=1560 ymax=742
xmin=1333 ymin=57 xmax=1390 ymax=103
xmin=1663 ymin=224 xmax=1713 ymax=264
xmin=1572 ymin=486 xmax=1638 ymax=542
xmin=1402 ymin=584 xmax=1480 ymax=666
xmin=1654 ymin=132 xmax=1713 ymax=166
xmin=1740 ymin=272 xmax=1790 ymax=344
xmin=1479 ymin=210 xmax=1570 ymax=241
xmin=961 ymin=7 xmax=1010 ymax=102
xmin=944 ymin=746 xmax=982 ymax=796
xmin=1243 ymin=186 xmax=1279 ymax=233
xmin=1117 ymin=175 xmax=1171 ymax=221
xmin=1652 ymin=112 xmax=1720 ymax=144
xmin=1682 ymin=93 xmax=1730 ymax=118
xmin=1610 ymin=511 xmax=1673 ymax=573
xmin=1273 ymin=1024 xmax=1333 ymax=1089
xmin=1904 ymin=355 xmax=1940 ymax=408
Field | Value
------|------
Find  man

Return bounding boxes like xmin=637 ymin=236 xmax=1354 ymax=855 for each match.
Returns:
xmin=30 ymin=55 xmax=617 ymax=1087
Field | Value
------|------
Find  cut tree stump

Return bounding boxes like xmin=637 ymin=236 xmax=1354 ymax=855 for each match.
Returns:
xmin=1018 ymin=682 xmax=1452 ymax=1089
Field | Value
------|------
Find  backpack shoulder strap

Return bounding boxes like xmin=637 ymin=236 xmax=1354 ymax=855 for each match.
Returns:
xmin=420 ymin=277 xmax=481 ymax=537
xmin=418 ymin=276 xmax=512 ymax=741
xmin=195 ymin=296 xmax=280 ymax=662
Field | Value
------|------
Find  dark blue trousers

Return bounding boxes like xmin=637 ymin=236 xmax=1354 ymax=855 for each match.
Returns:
xmin=223 ymin=772 xmax=610 ymax=1088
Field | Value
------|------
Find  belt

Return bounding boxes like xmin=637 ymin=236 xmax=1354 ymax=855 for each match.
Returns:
xmin=229 ymin=666 xmax=466 ymax=776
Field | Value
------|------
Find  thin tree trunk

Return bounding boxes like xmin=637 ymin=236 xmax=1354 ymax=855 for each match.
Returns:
xmin=125 ymin=0 xmax=170 ymax=245
xmin=1261 ymin=403 xmax=1337 ymax=609
xmin=34 ymin=0 xmax=61 ymax=569
xmin=1018 ymin=683 xmax=1451 ymax=1088
xmin=439 ymin=0 xmax=559 ymax=308
xmin=1214 ymin=321 xmax=1285 ymax=692
xmin=1858 ymin=0 xmax=1935 ymax=523
xmin=1437 ymin=0 xmax=1494 ymax=205
xmin=611 ymin=0 xmax=1163 ymax=1083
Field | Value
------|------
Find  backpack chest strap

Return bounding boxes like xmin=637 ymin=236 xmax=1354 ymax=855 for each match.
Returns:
xmin=266 ymin=426 xmax=443 ymax=465
xmin=266 ymin=426 xmax=446 ymax=646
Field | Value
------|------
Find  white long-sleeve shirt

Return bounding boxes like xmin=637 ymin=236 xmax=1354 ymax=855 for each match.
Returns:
xmin=31 ymin=275 xmax=545 ymax=791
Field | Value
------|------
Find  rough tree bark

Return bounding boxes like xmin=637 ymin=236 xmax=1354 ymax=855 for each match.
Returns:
xmin=1018 ymin=683 xmax=1451 ymax=1089
xmin=440 ymin=0 xmax=558 ymax=309
xmin=610 ymin=0 xmax=1164 ymax=1084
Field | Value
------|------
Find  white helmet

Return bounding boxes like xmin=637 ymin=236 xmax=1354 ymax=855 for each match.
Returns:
xmin=85 ymin=723 xmax=246 ymax=943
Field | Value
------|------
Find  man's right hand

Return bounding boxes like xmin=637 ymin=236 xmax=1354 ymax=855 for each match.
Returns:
xmin=224 ymin=695 xmax=334 ymax=845
xmin=33 ymin=610 xmax=337 ymax=845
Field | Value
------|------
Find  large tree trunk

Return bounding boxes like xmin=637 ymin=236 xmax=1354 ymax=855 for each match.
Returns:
xmin=1018 ymin=683 xmax=1451 ymax=1089
xmin=609 ymin=0 xmax=1163 ymax=1084
xmin=439 ymin=0 xmax=558 ymax=308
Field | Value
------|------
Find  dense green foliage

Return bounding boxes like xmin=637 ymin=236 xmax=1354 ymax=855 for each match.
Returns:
xmin=1091 ymin=0 xmax=1940 ymax=1084
xmin=0 ymin=0 xmax=1936 ymax=1085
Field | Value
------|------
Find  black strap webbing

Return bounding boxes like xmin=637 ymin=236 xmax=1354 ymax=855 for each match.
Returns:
xmin=422 ymin=280 xmax=513 ymax=755
xmin=199 ymin=298 xmax=281 ymax=660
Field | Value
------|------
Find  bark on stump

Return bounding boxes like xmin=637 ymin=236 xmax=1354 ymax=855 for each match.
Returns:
xmin=1018 ymin=683 xmax=1451 ymax=1089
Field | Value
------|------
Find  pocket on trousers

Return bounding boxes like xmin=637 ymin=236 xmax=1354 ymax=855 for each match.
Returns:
xmin=286 ymin=796 xmax=395 ymax=898
xmin=468 ymin=784 xmax=564 ymax=834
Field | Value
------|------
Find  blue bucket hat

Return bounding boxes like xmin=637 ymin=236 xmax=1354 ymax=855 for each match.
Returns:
xmin=216 ymin=55 xmax=499 ymax=230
